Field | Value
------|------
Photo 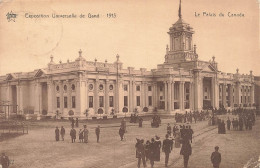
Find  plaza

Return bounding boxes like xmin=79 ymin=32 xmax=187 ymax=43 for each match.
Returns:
xmin=0 ymin=114 xmax=259 ymax=168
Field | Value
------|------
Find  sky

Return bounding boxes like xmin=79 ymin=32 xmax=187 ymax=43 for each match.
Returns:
xmin=0 ymin=0 xmax=259 ymax=76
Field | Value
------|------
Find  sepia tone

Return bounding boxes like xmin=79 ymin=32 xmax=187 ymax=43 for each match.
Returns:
xmin=0 ymin=0 xmax=259 ymax=168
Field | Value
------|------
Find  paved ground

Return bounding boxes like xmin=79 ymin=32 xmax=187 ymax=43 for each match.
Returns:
xmin=0 ymin=115 xmax=259 ymax=168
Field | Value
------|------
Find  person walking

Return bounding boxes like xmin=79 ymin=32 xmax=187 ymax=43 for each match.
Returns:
xmin=162 ymin=134 xmax=173 ymax=167
xmin=135 ymin=139 xmax=146 ymax=168
xmin=95 ymin=125 xmax=100 ymax=143
xmin=119 ymin=126 xmax=125 ymax=141
xmin=227 ymin=118 xmax=231 ymax=130
xmin=79 ymin=129 xmax=83 ymax=143
xmin=71 ymin=118 xmax=75 ymax=128
xmin=150 ymin=138 xmax=156 ymax=168
xmin=60 ymin=126 xmax=65 ymax=141
xmin=180 ymin=138 xmax=192 ymax=168
xmin=83 ymin=125 xmax=89 ymax=143
xmin=75 ymin=118 xmax=79 ymax=128
xmin=154 ymin=136 xmax=161 ymax=162
xmin=55 ymin=126 xmax=59 ymax=141
xmin=139 ymin=117 xmax=143 ymax=128
xmin=211 ymin=146 xmax=221 ymax=168
xmin=166 ymin=123 xmax=172 ymax=136
xmin=70 ymin=126 xmax=76 ymax=143
xmin=0 ymin=153 xmax=10 ymax=168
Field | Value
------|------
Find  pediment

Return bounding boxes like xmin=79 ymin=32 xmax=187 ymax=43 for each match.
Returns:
xmin=201 ymin=64 xmax=217 ymax=72
xmin=34 ymin=69 xmax=46 ymax=77
xmin=6 ymin=73 xmax=16 ymax=81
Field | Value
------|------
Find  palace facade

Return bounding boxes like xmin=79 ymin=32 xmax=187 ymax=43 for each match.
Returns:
xmin=0 ymin=2 xmax=256 ymax=119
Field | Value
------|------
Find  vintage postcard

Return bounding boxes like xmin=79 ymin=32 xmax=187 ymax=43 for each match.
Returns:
xmin=0 ymin=0 xmax=259 ymax=168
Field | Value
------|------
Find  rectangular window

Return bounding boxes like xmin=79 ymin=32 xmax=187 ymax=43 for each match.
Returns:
xmin=148 ymin=86 xmax=152 ymax=91
xmin=124 ymin=85 xmax=128 ymax=91
xmin=72 ymin=96 xmax=76 ymax=108
xmin=137 ymin=96 xmax=140 ymax=106
xmin=136 ymin=85 xmax=140 ymax=91
xmin=64 ymin=96 xmax=68 ymax=108
xmin=241 ymin=96 xmax=242 ymax=103
xmin=99 ymin=96 xmax=104 ymax=107
xmin=205 ymin=88 xmax=207 ymax=92
xmin=148 ymin=96 xmax=152 ymax=106
xmin=89 ymin=96 xmax=93 ymax=108
xmin=160 ymin=96 xmax=163 ymax=100
xmin=160 ymin=85 xmax=163 ymax=91
xmin=57 ymin=97 xmax=60 ymax=108
xmin=124 ymin=96 xmax=128 ymax=106
xmin=109 ymin=96 xmax=114 ymax=107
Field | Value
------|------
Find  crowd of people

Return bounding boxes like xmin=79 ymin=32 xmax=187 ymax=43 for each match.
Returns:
xmin=175 ymin=110 xmax=209 ymax=123
xmin=135 ymin=122 xmax=194 ymax=168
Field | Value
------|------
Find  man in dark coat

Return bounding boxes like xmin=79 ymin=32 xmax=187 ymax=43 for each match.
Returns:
xmin=70 ymin=126 xmax=76 ymax=143
xmin=71 ymin=118 xmax=75 ymax=128
xmin=162 ymin=134 xmax=173 ymax=167
xmin=119 ymin=126 xmax=125 ymax=141
xmin=180 ymin=139 xmax=192 ymax=168
xmin=55 ymin=126 xmax=59 ymax=141
xmin=75 ymin=118 xmax=79 ymax=128
xmin=166 ymin=123 xmax=171 ymax=136
xmin=95 ymin=125 xmax=100 ymax=143
xmin=139 ymin=117 xmax=143 ymax=127
xmin=211 ymin=146 xmax=221 ymax=168
xmin=227 ymin=118 xmax=231 ymax=130
xmin=135 ymin=139 xmax=146 ymax=168
xmin=0 ymin=153 xmax=10 ymax=168
xmin=60 ymin=126 xmax=65 ymax=141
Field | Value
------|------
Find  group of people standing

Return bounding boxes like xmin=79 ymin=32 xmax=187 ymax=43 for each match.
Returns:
xmin=175 ymin=110 xmax=209 ymax=124
xmin=55 ymin=125 xmax=101 ymax=143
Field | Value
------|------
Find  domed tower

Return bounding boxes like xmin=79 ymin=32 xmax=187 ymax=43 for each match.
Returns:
xmin=165 ymin=0 xmax=198 ymax=64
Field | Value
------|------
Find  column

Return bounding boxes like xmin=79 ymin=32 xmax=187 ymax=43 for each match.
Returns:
xmin=141 ymin=81 xmax=145 ymax=108
xmin=189 ymin=82 xmax=192 ymax=110
xmin=17 ymin=84 xmax=23 ymax=114
xmin=34 ymin=81 xmax=41 ymax=114
xmin=230 ymin=84 xmax=234 ymax=108
xmin=164 ymin=81 xmax=168 ymax=111
xmin=168 ymin=81 xmax=172 ymax=112
xmin=129 ymin=79 xmax=133 ymax=112
xmin=105 ymin=79 xmax=109 ymax=114
xmin=171 ymin=81 xmax=175 ymax=110
xmin=194 ymin=71 xmax=202 ymax=111
xmin=85 ymin=80 xmax=89 ymax=110
xmin=94 ymin=79 xmax=99 ymax=114
xmin=222 ymin=84 xmax=227 ymax=108
xmin=236 ymin=82 xmax=241 ymax=107
xmin=250 ymin=85 xmax=255 ymax=105
xmin=47 ymin=81 xmax=53 ymax=115
xmin=133 ymin=81 xmax=136 ymax=110
xmin=180 ymin=81 xmax=185 ymax=111
xmin=118 ymin=79 xmax=124 ymax=113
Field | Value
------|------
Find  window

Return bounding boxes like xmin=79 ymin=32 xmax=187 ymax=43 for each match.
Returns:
xmin=205 ymin=88 xmax=207 ymax=92
xmin=109 ymin=85 xmax=113 ymax=90
xmin=186 ymin=88 xmax=189 ymax=93
xmin=205 ymin=96 xmax=207 ymax=99
xmin=109 ymin=96 xmax=114 ymax=107
xmin=148 ymin=96 xmax=152 ymax=106
xmin=148 ymin=86 xmax=152 ymax=91
xmin=136 ymin=85 xmax=140 ymax=91
xmin=56 ymin=86 xmax=59 ymax=92
xmin=241 ymin=96 xmax=242 ymax=103
xmin=137 ymin=96 xmax=140 ymax=106
xmin=64 ymin=85 xmax=67 ymax=92
xmin=64 ymin=96 xmax=68 ymax=108
xmin=99 ymin=96 xmax=104 ymax=107
xmin=186 ymin=95 xmax=189 ymax=100
xmin=160 ymin=96 xmax=163 ymax=100
xmin=244 ymin=97 xmax=247 ymax=103
xmin=89 ymin=84 xmax=94 ymax=91
xmin=89 ymin=96 xmax=93 ymax=108
xmin=124 ymin=85 xmax=128 ymax=91
xmin=99 ymin=84 xmax=104 ymax=90
xmin=124 ymin=96 xmax=128 ymax=106
xmin=71 ymin=84 xmax=75 ymax=91
xmin=57 ymin=97 xmax=60 ymax=108
xmin=72 ymin=96 xmax=76 ymax=108
xmin=160 ymin=85 xmax=163 ymax=91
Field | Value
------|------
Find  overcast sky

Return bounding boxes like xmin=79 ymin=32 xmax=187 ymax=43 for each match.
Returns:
xmin=0 ymin=0 xmax=259 ymax=76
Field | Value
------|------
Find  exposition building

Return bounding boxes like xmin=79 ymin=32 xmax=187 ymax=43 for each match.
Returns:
xmin=0 ymin=2 xmax=256 ymax=119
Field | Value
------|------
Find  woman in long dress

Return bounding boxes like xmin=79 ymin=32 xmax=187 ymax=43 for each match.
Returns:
xmin=153 ymin=136 xmax=161 ymax=162
xmin=175 ymin=128 xmax=181 ymax=148
xmin=83 ymin=125 xmax=89 ymax=143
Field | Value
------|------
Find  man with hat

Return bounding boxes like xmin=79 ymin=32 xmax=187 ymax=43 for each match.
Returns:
xmin=0 ymin=153 xmax=10 ymax=168
xmin=162 ymin=134 xmax=173 ymax=167
xmin=211 ymin=146 xmax=221 ymax=168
